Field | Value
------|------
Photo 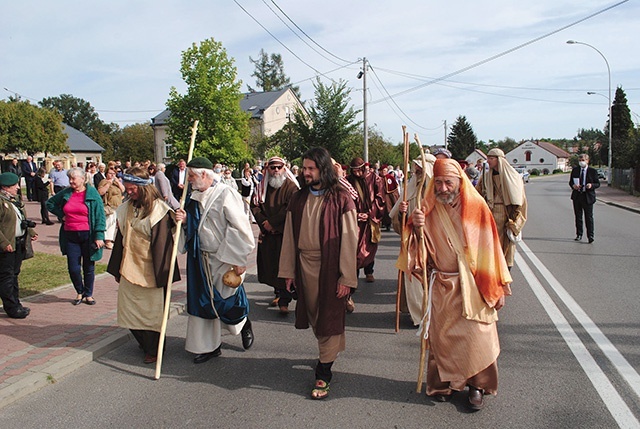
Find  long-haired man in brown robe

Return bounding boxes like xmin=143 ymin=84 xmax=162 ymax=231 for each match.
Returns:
xmin=251 ymin=156 xmax=300 ymax=314
xmin=279 ymin=147 xmax=358 ymax=400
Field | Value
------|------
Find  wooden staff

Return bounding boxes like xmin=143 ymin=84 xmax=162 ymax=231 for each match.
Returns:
xmin=395 ymin=125 xmax=410 ymax=332
xmin=414 ymin=134 xmax=430 ymax=393
xmin=154 ymin=119 xmax=199 ymax=380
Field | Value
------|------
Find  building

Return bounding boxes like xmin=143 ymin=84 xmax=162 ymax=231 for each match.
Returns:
xmin=465 ymin=149 xmax=487 ymax=166
xmin=506 ymin=140 xmax=571 ymax=174
xmin=1 ymin=123 xmax=104 ymax=173
xmin=151 ymin=87 xmax=306 ymax=163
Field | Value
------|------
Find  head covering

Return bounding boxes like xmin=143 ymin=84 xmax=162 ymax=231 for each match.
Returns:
xmin=350 ymin=157 xmax=365 ymax=170
xmin=433 ymin=158 xmax=462 ymax=178
xmin=481 ymin=148 xmax=525 ymax=207
xmin=487 ymin=148 xmax=505 ymax=158
xmin=433 ymin=148 xmax=452 ymax=158
xmin=0 ymin=172 xmax=19 ymax=187
xmin=187 ymin=157 xmax=213 ymax=170
xmin=253 ymin=157 xmax=300 ymax=205
xmin=409 ymin=158 xmax=511 ymax=306
xmin=465 ymin=166 xmax=480 ymax=180
xmin=389 ymin=155 xmax=436 ymax=221
xmin=122 ymin=173 xmax=152 ymax=186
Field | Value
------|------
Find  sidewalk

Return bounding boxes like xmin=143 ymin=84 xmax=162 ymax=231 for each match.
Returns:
xmin=0 ymin=184 xmax=636 ymax=409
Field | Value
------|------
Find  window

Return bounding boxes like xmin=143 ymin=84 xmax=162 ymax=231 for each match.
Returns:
xmin=513 ymin=159 xmax=518 ymax=163
xmin=539 ymin=158 xmax=544 ymax=163
xmin=525 ymin=151 xmax=532 ymax=162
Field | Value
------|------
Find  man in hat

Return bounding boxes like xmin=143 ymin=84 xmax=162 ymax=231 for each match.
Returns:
xmin=279 ymin=147 xmax=358 ymax=399
xmin=250 ymin=156 xmax=300 ymax=314
xmin=347 ymin=157 xmax=384 ymax=290
xmin=0 ymin=172 xmax=38 ymax=319
xmin=379 ymin=164 xmax=400 ymax=232
xmin=406 ymin=159 xmax=512 ymax=410
xmin=107 ymin=166 xmax=180 ymax=364
xmin=476 ymin=148 xmax=527 ymax=270
xmin=175 ymin=157 xmax=255 ymax=363
xmin=390 ymin=155 xmax=436 ymax=325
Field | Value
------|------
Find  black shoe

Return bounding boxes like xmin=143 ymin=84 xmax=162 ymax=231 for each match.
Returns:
xmin=193 ymin=346 xmax=221 ymax=364
xmin=468 ymin=386 xmax=484 ymax=411
xmin=7 ymin=308 xmax=29 ymax=319
xmin=574 ymin=235 xmax=582 ymax=241
xmin=241 ymin=318 xmax=254 ymax=350
xmin=84 ymin=297 xmax=96 ymax=305
xmin=44 ymin=220 xmax=54 ymax=225
xmin=588 ymin=237 xmax=594 ymax=243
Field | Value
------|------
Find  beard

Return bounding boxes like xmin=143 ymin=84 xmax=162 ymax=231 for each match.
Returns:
xmin=268 ymin=173 xmax=286 ymax=189
xmin=435 ymin=188 xmax=459 ymax=204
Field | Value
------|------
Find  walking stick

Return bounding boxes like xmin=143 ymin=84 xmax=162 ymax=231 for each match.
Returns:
xmin=154 ymin=119 xmax=199 ymax=380
xmin=414 ymin=135 xmax=430 ymax=393
xmin=395 ymin=126 xmax=410 ymax=332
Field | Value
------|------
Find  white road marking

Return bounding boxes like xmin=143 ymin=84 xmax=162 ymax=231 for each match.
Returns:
xmin=515 ymin=251 xmax=639 ymax=428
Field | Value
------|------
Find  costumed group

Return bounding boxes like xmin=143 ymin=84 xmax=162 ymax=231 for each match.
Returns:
xmin=0 ymin=145 xmax=533 ymax=412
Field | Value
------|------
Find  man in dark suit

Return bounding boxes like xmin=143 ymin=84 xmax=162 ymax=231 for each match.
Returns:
xmin=570 ymin=153 xmax=600 ymax=243
xmin=21 ymin=156 xmax=38 ymax=201
xmin=170 ymin=159 xmax=188 ymax=201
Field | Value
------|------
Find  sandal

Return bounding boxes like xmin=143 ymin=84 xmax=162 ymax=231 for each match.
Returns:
xmin=311 ymin=380 xmax=330 ymax=400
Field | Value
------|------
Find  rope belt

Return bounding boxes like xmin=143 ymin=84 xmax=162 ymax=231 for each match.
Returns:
xmin=416 ymin=269 xmax=459 ymax=340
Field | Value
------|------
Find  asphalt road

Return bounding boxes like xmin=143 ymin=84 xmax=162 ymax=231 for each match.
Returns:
xmin=1 ymin=174 xmax=638 ymax=428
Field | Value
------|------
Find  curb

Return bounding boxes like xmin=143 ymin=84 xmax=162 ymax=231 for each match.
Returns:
xmin=599 ymin=198 xmax=640 ymax=215
xmin=0 ymin=301 xmax=186 ymax=410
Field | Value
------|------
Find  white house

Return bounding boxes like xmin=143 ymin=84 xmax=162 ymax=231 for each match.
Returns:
xmin=506 ymin=140 xmax=571 ymax=174
xmin=151 ymin=87 xmax=306 ymax=163
xmin=465 ymin=149 xmax=486 ymax=166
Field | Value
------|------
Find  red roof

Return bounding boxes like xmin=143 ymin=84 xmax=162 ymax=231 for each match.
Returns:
xmin=534 ymin=141 xmax=570 ymax=158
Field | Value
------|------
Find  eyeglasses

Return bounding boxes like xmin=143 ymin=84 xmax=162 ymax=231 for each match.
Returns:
xmin=269 ymin=165 xmax=284 ymax=171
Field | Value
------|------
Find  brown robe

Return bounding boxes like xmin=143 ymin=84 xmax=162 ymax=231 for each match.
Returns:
xmin=347 ymin=172 xmax=385 ymax=268
xmin=251 ymin=178 xmax=299 ymax=288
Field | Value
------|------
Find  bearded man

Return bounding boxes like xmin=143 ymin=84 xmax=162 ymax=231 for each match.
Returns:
xmin=406 ymin=159 xmax=511 ymax=411
xmin=175 ymin=157 xmax=255 ymax=364
xmin=476 ymin=148 xmax=527 ymax=270
xmin=251 ymin=156 xmax=300 ymax=314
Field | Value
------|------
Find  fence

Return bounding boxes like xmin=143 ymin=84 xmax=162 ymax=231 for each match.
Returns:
xmin=612 ymin=167 xmax=640 ymax=194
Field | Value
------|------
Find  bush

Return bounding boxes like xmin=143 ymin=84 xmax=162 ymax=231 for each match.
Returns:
xmin=552 ymin=169 xmax=563 ymax=174
xmin=530 ymin=169 xmax=540 ymax=176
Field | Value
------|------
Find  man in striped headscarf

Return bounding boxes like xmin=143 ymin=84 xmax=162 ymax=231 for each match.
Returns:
xmin=251 ymin=156 xmax=300 ymax=314
xmin=407 ymin=158 xmax=512 ymax=411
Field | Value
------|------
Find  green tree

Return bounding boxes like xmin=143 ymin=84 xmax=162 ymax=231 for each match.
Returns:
xmin=576 ymin=128 xmax=605 ymax=165
xmin=446 ymin=115 xmax=477 ymax=159
xmin=0 ymin=100 xmax=68 ymax=155
xmin=292 ymin=78 xmax=360 ymax=159
xmin=39 ymin=94 xmax=103 ymax=136
xmin=110 ymin=123 xmax=154 ymax=162
xmin=248 ymin=49 xmax=301 ymax=99
xmin=606 ymin=87 xmax=635 ymax=168
xmin=166 ymin=38 xmax=251 ymax=165
xmin=495 ymin=137 xmax=518 ymax=154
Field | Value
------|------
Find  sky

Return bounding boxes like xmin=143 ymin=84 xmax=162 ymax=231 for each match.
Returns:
xmin=2 ymin=0 xmax=639 ymax=148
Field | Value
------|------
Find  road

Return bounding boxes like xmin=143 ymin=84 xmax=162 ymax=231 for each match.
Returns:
xmin=1 ymin=174 xmax=638 ymax=428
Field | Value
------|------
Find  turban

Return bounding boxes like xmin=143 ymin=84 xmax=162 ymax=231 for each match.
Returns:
xmin=487 ymin=148 xmax=505 ymax=158
xmin=433 ymin=159 xmax=463 ymax=178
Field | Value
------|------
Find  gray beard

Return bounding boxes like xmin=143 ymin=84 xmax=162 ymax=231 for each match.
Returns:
xmin=436 ymin=190 xmax=458 ymax=205
xmin=268 ymin=174 xmax=286 ymax=189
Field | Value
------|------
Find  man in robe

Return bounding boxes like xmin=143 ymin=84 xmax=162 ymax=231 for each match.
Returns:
xmin=380 ymin=165 xmax=400 ymax=232
xmin=251 ymin=156 xmax=300 ymax=314
xmin=406 ymin=158 xmax=512 ymax=411
xmin=279 ymin=147 xmax=358 ymax=400
xmin=390 ymin=155 xmax=435 ymax=325
xmin=107 ymin=167 xmax=180 ymax=364
xmin=476 ymin=148 xmax=527 ymax=270
xmin=346 ymin=157 xmax=385 ymax=292
xmin=175 ymin=157 xmax=255 ymax=364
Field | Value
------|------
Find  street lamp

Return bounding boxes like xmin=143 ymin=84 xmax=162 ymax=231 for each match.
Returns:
xmin=567 ymin=40 xmax=612 ymax=185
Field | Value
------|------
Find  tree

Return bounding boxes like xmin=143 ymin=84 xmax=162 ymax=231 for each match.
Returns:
xmin=606 ymin=87 xmax=635 ymax=168
xmin=110 ymin=123 xmax=154 ymax=162
xmin=248 ymin=49 xmax=301 ymax=99
xmin=446 ymin=115 xmax=477 ymax=159
xmin=577 ymin=128 xmax=605 ymax=165
xmin=165 ymin=38 xmax=251 ymax=165
xmin=0 ymin=100 xmax=68 ymax=155
xmin=39 ymin=94 xmax=103 ymax=136
xmin=292 ymin=78 xmax=361 ymax=159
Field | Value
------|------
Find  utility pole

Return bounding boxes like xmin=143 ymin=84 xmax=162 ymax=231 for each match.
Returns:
xmin=358 ymin=58 xmax=369 ymax=162
xmin=444 ymin=120 xmax=448 ymax=148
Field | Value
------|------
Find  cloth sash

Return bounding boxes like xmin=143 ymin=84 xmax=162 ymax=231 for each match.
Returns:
xmin=185 ymin=198 xmax=248 ymax=324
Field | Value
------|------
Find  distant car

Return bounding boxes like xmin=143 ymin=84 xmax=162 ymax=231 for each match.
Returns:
xmin=515 ymin=167 xmax=530 ymax=183
xmin=596 ymin=168 xmax=606 ymax=180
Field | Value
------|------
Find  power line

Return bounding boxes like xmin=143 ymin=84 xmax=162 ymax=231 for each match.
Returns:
xmin=368 ymin=0 xmax=629 ymax=106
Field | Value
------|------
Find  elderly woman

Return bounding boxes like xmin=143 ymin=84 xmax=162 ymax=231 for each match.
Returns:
xmin=97 ymin=167 xmax=125 ymax=250
xmin=107 ymin=167 xmax=180 ymax=364
xmin=47 ymin=167 xmax=106 ymax=305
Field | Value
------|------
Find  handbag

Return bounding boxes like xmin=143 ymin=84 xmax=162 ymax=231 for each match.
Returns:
xmin=24 ymin=235 xmax=34 ymax=260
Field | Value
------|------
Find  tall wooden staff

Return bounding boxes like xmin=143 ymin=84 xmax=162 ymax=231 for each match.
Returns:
xmin=395 ymin=126 xmax=410 ymax=332
xmin=154 ymin=119 xmax=199 ymax=380
xmin=414 ymin=133 xmax=430 ymax=393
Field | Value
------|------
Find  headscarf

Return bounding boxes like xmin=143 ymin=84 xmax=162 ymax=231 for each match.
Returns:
xmin=481 ymin=148 xmax=526 ymax=208
xmin=415 ymin=159 xmax=511 ymax=306
xmin=253 ymin=156 xmax=300 ymax=204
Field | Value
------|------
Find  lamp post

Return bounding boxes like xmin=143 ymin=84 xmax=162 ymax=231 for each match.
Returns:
xmin=567 ymin=40 xmax=612 ymax=185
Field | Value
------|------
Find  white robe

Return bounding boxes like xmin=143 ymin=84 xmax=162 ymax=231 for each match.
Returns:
xmin=182 ymin=183 xmax=255 ymax=354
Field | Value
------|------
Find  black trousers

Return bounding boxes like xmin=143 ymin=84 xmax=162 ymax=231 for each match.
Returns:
xmin=39 ymin=198 xmax=51 ymax=223
xmin=0 ymin=238 xmax=26 ymax=314
xmin=130 ymin=330 xmax=162 ymax=357
xmin=572 ymin=194 xmax=595 ymax=239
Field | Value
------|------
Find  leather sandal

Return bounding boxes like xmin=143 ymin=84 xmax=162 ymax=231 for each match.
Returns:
xmin=311 ymin=380 xmax=330 ymax=400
